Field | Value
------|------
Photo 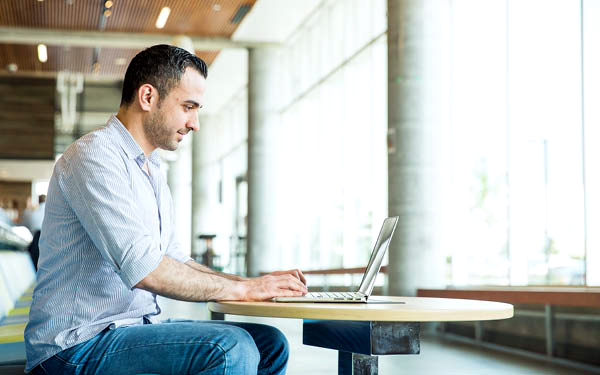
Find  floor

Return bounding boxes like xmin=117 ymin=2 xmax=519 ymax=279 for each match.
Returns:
xmin=157 ymin=297 xmax=595 ymax=375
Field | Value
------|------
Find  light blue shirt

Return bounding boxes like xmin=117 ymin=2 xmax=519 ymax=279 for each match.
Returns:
xmin=25 ymin=115 xmax=191 ymax=372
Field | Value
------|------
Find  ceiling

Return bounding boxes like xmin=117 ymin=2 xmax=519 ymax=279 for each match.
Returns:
xmin=0 ymin=0 xmax=257 ymax=77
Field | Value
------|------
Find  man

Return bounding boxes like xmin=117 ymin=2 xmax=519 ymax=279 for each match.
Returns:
xmin=25 ymin=45 xmax=307 ymax=375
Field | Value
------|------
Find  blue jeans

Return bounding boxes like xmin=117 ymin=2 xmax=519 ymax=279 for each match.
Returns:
xmin=31 ymin=319 xmax=289 ymax=375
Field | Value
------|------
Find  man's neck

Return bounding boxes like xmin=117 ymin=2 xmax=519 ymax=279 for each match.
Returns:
xmin=116 ymin=108 xmax=155 ymax=157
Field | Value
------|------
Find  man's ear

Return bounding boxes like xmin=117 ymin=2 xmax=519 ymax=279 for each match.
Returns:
xmin=137 ymin=84 xmax=158 ymax=112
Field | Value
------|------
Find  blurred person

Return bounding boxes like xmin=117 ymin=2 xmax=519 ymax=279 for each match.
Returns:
xmin=25 ymin=44 xmax=307 ymax=375
xmin=19 ymin=194 xmax=46 ymax=270
xmin=17 ymin=196 xmax=33 ymax=226
xmin=20 ymin=194 xmax=46 ymax=233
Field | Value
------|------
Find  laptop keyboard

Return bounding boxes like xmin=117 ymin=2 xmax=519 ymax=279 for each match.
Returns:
xmin=305 ymin=292 xmax=363 ymax=300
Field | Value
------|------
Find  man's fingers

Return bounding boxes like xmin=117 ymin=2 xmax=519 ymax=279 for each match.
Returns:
xmin=272 ymin=269 xmax=307 ymax=285
xmin=295 ymin=269 xmax=306 ymax=285
xmin=286 ymin=274 xmax=307 ymax=292
xmin=278 ymin=274 xmax=307 ymax=293
xmin=288 ymin=269 xmax=306 ymax=285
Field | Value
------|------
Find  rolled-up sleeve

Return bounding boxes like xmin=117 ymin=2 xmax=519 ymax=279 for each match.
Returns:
xmin=59 ymin=140 xmax=162 ymax=289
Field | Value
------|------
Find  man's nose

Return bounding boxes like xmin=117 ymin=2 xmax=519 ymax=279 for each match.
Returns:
xmin=186 ymin=116 xmax=199 ymax=132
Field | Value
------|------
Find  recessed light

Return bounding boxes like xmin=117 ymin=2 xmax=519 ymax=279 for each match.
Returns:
xmin=213 ymin=3 xmax=221 ymax=11
xmin=7 ymin=63 xmax=18 ymax=72
xmin=104 ymin=0 xmax=113 ymax=8
xmin=104 ymin=9 xmax=112 ymax=17
xmin=155 ymin=7 xmax=171 ymax=29
xmin=114 ymin=57 xmax=127 ymax=66
xmin=37 ymin=44 xmax=48 ymax=63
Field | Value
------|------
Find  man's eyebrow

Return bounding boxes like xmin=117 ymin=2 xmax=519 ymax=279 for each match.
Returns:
xmin=183 ymin=100 xmax=202 ymax=108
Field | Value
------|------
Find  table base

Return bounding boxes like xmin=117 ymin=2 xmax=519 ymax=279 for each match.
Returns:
xmin=304 ymin=320 xmax=420 ymax=375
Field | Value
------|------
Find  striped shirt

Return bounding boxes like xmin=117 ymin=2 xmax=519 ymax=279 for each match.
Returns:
xmin=25 ymin=115 xmax=191 ymax=372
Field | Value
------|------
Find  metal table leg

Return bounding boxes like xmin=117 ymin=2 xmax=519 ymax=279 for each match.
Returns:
xmin=339 ymin=351 xmax=378 ymax=375
xmin=303 ymin=320 xmax=420 ymax=375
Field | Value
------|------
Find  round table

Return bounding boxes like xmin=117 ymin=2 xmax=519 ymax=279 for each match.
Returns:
xmin=208 ymin=296 xmax=513 ymax=321
xmin=208 ymin=296 xmax=514 ymax=375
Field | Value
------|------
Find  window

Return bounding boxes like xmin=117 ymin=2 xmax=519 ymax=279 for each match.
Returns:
xmin=448 ymin=0 xmax=588 ymax=286
xmin=275 ymin=0 xmax=388 ymax=271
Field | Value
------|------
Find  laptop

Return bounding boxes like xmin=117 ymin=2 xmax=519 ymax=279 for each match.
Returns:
xmin=273 ymin=216 xmax=399 ymax=303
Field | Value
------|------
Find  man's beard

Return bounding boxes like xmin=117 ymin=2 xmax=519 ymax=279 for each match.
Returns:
xmin=143 ymin=107 xmax=178 ymax=151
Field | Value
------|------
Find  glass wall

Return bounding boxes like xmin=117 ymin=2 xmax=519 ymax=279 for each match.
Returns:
xmin=273 ymin=0 xmax=388 ymax=271
xmin=583 ymin=0 xmax=600 ymax=286
xmin=447 ymin=0 xmax=594 ymax=286
xmin=198 ymin=1 xmax=388 ymax=275
xmin=196 ymin=88 xmax=248 ymax=273
xmin=201 ymin=0 xmax=598 ymax=286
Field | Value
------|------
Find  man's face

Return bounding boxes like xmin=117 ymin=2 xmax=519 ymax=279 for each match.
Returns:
xmin=143 ymin=68 xmax=206 ymax=151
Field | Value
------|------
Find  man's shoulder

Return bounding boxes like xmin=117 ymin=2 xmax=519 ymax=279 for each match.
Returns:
xmin=63 ymin=124 xmax=121 ymax=162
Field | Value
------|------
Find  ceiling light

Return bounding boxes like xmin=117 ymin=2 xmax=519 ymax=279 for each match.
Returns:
xmin=212 ymin=4 xmax=221 ymax=11
xmin=7 ymin=63 xmax=18 ymax=72
xmin=114 ymin=57 xmax=127 ymax=66
xmin=104 ymin=0 xmax=113 ymax=8
xmin=37 ymin=44 xmax=48 ymax=63
xmin=155 ymin=7 xmax=170 ymax=29
xmin=104 ymin=9 xmax=112 ymax=17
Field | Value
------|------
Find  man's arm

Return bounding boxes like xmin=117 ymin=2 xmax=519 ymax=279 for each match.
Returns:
xmin=185 ymin=259 xmax=248 ymax=281
xmin=135 ymin=256 xmax=307 ymax=301
xmin=185 ymin=259 xmax=307 ymax=285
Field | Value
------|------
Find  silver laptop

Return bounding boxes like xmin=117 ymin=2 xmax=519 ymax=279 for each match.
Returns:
xmin=273 ymin=216 xmax=399 ymax=303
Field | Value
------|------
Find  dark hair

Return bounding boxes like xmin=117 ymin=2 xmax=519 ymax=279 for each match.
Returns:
xmin=120 ymin=44 xmax=208 ymax=107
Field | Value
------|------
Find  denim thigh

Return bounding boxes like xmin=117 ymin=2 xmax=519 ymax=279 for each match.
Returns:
xmin=37 ymin=321 xmax=263 ymax=375
xmin=167 ymin=320 xmax=289 ymax=375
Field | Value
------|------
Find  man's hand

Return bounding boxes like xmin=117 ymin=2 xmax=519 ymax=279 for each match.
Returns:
xmin=238 ymin=273 xmax=307 ymax=301
xmin=268 ymin=269 xmax=306 ymax=285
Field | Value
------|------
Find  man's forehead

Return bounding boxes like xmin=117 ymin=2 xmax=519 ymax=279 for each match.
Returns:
xmin=182 ymin=67 xmax=206 ymax=84
xmin=172 ymin=69 xmax=206 ymax=100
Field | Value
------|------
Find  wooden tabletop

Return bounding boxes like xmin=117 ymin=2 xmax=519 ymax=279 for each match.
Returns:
xmin=208 ymin=296 xmax=514 ymax=322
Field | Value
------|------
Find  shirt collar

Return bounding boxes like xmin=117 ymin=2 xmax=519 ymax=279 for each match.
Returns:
xmin=108 ymin=115 xmax=162 ymax=167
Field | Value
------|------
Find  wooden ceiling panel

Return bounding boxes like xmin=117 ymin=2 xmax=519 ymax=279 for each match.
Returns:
xmin=0 ymin=0 xmax=103 ymax=30
xmin=0 ymin=44 xmax=219 ymax=77
xmin=0 ymin=0 xmax=257 ymax=36
xmin=0 ymin=0 xmax=243 ymax=76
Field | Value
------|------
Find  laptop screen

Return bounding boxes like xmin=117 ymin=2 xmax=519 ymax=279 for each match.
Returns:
xmin=357 ymin=216 xmax=399 ymax=296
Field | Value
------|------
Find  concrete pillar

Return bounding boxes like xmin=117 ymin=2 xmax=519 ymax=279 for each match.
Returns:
xmin=191 ymin=117 xmax=208 ymax=258
xmin=387 ymin=0 xmax=446 ymax=296
xmin=167 ymin=137 xmax=192 ymax=256
xmin=167 ymin=35 xmax=195 ymax=256
xmin=247 ymin=47 xmax=280 ymax=276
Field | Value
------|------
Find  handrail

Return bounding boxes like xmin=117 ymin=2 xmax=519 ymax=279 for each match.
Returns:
xmin=302 ymin=266 xmax=388 ymax=275
xmin=260 ymin=266 xmax=388 ymax=276
xmin=417 ymin=287 xmax=600 ymax=308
